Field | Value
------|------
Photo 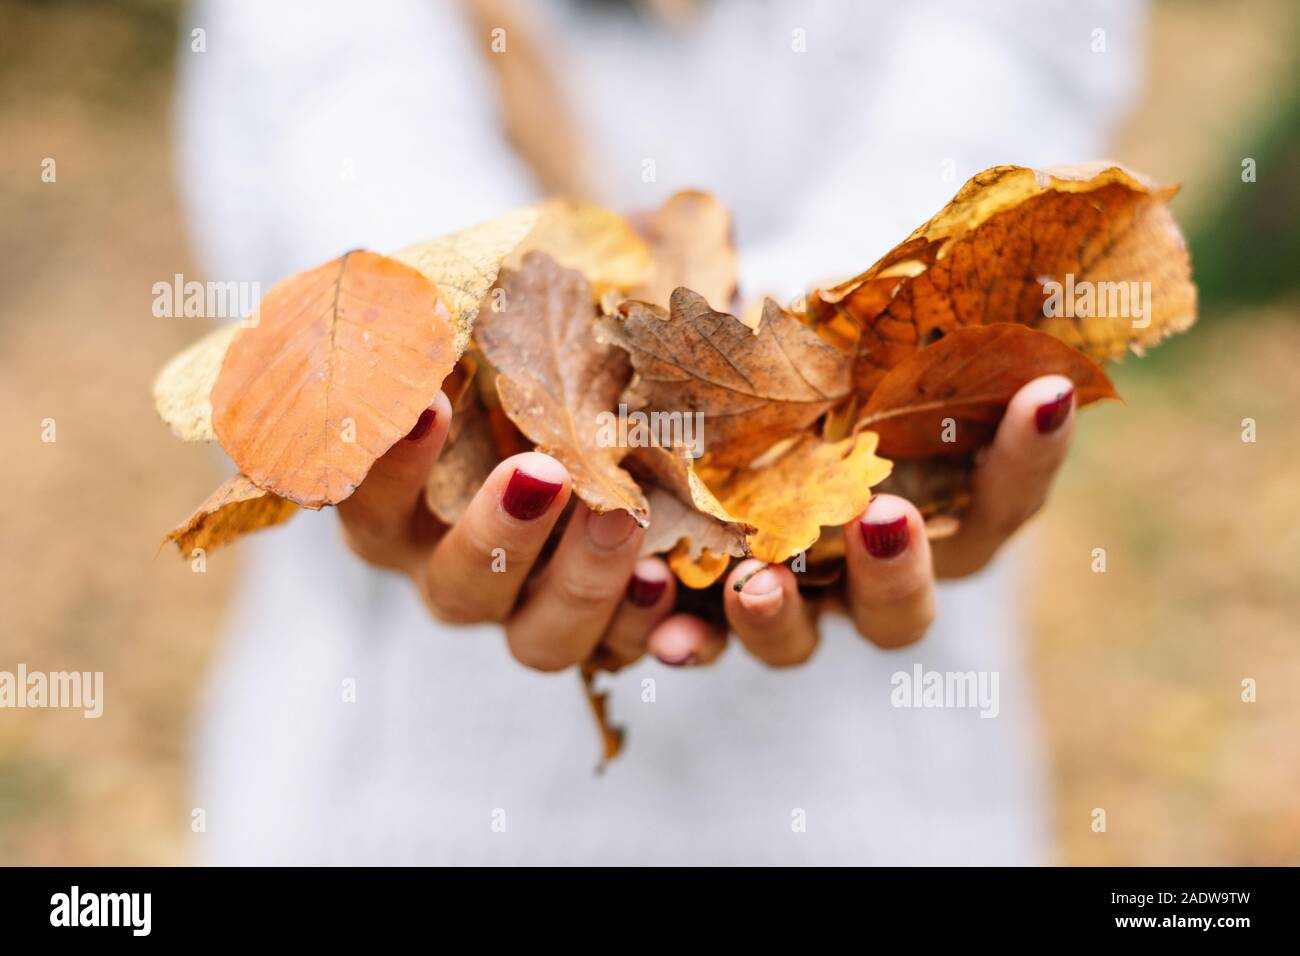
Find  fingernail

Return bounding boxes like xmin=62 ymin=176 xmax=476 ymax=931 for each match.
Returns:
xmin=404 ymin=408 xmax=436 ymax=442
xmin=860 ymin=514 xmax=909 ymax=559
xmin=626 ymin=575 xmax=667 ymax=608
xmin=656 ymin=652 xmax=696 ymax=667
xmin=586 ymin=508 xmax=638 ymax=550
xmin=501 ymin=469 xmax=563 ymax=521
xmin=738 ymin=568 xmax=784 ymax=617
xmin=742 ymin=569 xmax=781 ymax=596
xmin=1034 ymin=388 xmax=1074 ymax=434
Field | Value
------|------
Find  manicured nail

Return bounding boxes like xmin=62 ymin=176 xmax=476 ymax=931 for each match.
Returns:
xmin=656 ymin=652 xmax=696 ymax=667
xmin=501 ymin=469 xmax=563 ymax=521
xmin=626 ymin=575 xmax=667 ymax=608
xmin=404 ymin=408 xmax=436 ymax=442
xmin=586 ymin=508 xmax=637 ymax=550
xmin=1035 ymin=388 xmax=1074 ymax=435
xmin=860 ymin=514 xmax=909 ymax=559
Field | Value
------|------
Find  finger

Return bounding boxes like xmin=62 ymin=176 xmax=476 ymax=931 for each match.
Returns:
xmin=646 ymin=613 xmax=727 ymax=668
xmin=419 ymin=452 xmax=570 ymax=624
xmin=505 ymin=504 xmax=645 ymax=672
xmin=590 ymin=557 xmax=677 ymax=672
xmin=933 ymin=374 xmax=1075 ymax=578
xmin=338 ymin=391 xmax=452 ymax=571
xmin=843 ymin=494 xmax=935 ymax=649
xmin=723 ymin=560 xmax=819 ymax=667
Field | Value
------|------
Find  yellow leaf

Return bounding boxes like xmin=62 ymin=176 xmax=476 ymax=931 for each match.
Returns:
xmin=163 ymin=474 xmax=298 ymax=555
xmin=151 ymin=322 xmax=239 ymax=442
xmin=717 ymin=433 xmax=893 ymax=564
xmin=393 ymin=206 xmax=541 ymax=357
xmin=507 ymin=197 xmax=650 ymax=298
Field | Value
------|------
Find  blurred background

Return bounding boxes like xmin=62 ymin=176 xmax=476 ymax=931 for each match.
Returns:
xmin=1 ymin=0 xmax=1297 ymax=864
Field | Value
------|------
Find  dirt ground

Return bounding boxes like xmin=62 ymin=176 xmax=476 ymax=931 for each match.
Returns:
xmin=1 ymin=0 xmax=1297 ymax=864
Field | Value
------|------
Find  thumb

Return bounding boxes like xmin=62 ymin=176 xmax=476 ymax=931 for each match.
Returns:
xmin=338 ymin=390 xmax=453 ymax=570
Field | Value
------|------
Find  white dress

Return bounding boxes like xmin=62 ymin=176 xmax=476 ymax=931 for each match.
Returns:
xmin=178 ymin=0 xmax=1142 ymax=864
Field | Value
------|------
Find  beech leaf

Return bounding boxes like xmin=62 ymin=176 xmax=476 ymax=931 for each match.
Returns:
xmin=152 ymin=322 xmax=240 ymax=442
xmin=475 ymin=252 xmax=649 ymax=523
xmin=212 ymin=250 xmax=456 ymax=509
xmin=392 ymin=206 xmax=541 ymax=357
xmin=163 ymin=474 xmax=298 ymax=555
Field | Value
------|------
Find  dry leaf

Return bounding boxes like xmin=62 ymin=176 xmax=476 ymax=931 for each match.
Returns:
xmin=873 ymin=456 xmax=975 ymax=529
xmin=596 ymin=293 xmax=852 ymax=468
xmin=807 ymin=163 xmax=1197 ymax=397
xmin=152 ymin=322 xmax=240 ymax=442
xmin=667 ymin=544 xmax=734 ymax=590
xmin=163 ymin=474 xmax=297 ymax=554
xmin=475 ymin=252 xmax=649 ymax=522
xmin=425 ymin=394 xmax=497 ymax=524
xmin=630 ymin=190 xmax=737 ymax=311
xmin=857 ymin=324 xmax=1119 ymax=457
xmin=507 ymin=197 xmax=651 ymax=298
xmin=715 ymin=432 xmax=892 ymax=564
xmin=392 ymin=206 xmax=540 ymax=357
xmin=626 ymin=446 xmax=752 ymax=560
xmin=212 ymin=250 xmax=456 ymax=509
xmin=580 ymin=665 xmax=624 ymax=770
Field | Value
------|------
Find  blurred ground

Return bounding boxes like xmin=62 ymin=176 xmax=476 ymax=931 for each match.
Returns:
xmin=1 ymin=0 xmax=1297 ymax=864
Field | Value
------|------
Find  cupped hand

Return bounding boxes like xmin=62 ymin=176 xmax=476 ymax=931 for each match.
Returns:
xmin=337 ymin=391 xmax=681 ymax=673
xmin=660 ymin=374 xmax=1080 ymax=667
xmin=339 ymin=373 xmax=1076 ymax=672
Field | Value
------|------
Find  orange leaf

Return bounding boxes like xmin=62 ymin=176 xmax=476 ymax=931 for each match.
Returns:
xmin=807 ymin=164 xmax=1197 ymax=397
xmin=857 ymin=324 xmax=1118 ymax=457
xmin=211 ymin=251 xmax=456 ymax=509
xmin=163 ymin=475 xmax=298 ymax=555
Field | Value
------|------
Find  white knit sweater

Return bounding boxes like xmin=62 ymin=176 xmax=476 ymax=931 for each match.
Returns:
xmin=178 ymin=0 xmax=1141 ymax=864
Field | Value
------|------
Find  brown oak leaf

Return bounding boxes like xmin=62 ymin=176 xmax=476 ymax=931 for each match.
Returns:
xmin=596 ymin=293 xmax=852 ymax=468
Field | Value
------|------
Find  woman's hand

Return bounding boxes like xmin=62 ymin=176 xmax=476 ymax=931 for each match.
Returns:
xmin=337 ymin=391 xmax=687 ymax=673
xmin=704 ymin=374 xmax=1080 ymax=666
xmin=338 ymin=373 xmax=1076 ymax=671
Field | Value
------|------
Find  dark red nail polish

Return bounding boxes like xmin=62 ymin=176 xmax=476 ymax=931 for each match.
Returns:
xmin=860 ymin=515 xmax=909 ymax=559
xmin=501 ymin=468 xmax=562 ymax=521
xmin=656 ymin=652 xmax=696 ymax=667
xmin=1034 ymin=388 xmax=1074 ymax=435
xmin=626 ymin=575 xmax=667 ymax=608
xmin=404 ymin=408 xmax=436 ymax=442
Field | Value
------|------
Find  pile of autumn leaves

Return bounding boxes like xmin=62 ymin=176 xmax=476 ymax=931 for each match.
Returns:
xmin=154 ymin=163 xmax=1197 ymax=594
